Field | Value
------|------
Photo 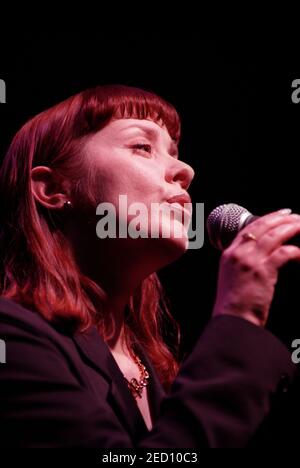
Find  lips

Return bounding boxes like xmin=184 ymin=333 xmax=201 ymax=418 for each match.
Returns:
xmin=166 ymin=193 xmax=192 ymax=206
xmin=165 ymin=193 xmax=192 ymax=219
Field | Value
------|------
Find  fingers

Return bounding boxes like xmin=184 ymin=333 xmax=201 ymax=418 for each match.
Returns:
xmin=268 ymin=245 xmax=300 ymax=270
xmin=257 ymin=221 xmax=300 ymax=254
xmin=232 ymin=212 xmax=300 ymax=249
xmin=215 ymin=210 xmax=300 ymax=329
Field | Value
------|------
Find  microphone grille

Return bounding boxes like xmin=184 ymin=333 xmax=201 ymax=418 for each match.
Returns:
xmin=207 ymin=203 xmax=252 ymax=250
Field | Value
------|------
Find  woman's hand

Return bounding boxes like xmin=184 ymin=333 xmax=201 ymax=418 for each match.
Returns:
xmin=212 ymin=209 xmax=300 ymax=327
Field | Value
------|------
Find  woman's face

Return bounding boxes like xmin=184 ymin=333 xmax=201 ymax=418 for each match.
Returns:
xmin=82 ymin=118 xmax=195 ymax=258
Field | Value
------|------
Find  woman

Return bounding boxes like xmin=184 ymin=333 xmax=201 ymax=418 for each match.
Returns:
xmin=0 ymin=85 xmax=298 ymax=448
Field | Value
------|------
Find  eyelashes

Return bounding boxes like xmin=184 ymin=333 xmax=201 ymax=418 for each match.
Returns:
xmin=131 ymin=143 xmax=153 ymax=156
xmin=129 ymin=143 xmax=178 ymax=159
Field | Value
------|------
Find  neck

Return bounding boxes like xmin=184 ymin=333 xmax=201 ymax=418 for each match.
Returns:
xmin=65 ymin=221 xmax=161 ymax=356
xmin=100 ymin=293 xmax=131 ymax=356
xmin=73 ymin=243 xmax=143 ymax=356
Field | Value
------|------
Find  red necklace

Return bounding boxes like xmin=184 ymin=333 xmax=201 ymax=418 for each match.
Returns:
xmin=124 ymin=352 xmax=150 ymax=399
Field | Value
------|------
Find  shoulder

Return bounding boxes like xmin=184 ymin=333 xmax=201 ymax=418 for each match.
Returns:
xmin=0 ymin=296 xmax=104 ymax=396
xmin=0 ymin=297 xmax=77 ymax=348
xmin=0 ymin=296 xmax=55 ymax=333
xmin=0 ymin=297 xmax=82 ymax=373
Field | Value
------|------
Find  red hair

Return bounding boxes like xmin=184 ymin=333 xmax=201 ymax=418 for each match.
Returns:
xmin=0 ymin=85 xmax=181 ymax=391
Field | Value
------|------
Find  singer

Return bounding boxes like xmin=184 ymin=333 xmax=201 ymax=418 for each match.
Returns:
xmin=0 ymin=85 xmax=298 ymax=448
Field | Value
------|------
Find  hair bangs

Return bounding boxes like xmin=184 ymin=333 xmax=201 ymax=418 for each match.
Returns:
xmin=79 ymin=85 xmax=181 ymax=143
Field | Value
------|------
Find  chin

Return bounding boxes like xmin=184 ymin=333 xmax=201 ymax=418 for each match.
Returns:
xmin=147 ymin=220 xmax=190 ymax=265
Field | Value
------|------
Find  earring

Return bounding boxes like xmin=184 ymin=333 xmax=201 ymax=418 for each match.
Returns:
xmin=64 ymin=200 xmax=73 ymax=209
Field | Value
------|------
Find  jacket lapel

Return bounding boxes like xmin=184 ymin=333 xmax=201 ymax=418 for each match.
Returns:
xmin=72 ymin=325 xmax=165 ymax=441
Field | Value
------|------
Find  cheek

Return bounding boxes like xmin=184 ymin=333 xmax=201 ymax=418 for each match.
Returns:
xmin=88 ymin=155 xmax=129 ymax=204
xmin=113 ymin=164 xmax=166 ymax=209
xmin=89 ymin=149 xmax=166 ymax=208
xmin=126 ymin=163 xmax=166 ymax=200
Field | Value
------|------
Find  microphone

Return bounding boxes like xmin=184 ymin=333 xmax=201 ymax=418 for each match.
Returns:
xmin=207 ymin=203 xmax=259 ymax=250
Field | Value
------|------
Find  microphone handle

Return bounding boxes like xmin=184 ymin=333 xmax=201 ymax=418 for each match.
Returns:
xmin=219 ymin=214 xmax=260 ymax=249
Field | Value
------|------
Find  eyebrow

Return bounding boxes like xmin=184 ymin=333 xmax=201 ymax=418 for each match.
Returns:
xmin=120 ymin=124 xmax=179 ymax=158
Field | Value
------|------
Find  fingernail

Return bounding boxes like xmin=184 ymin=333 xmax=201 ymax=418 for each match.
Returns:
xmin=278 ymin=208 xmax=292 ymax=215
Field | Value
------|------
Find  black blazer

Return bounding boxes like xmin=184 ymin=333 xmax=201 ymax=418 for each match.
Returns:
xmin=0 ymin=297 xmax=296 ymax=448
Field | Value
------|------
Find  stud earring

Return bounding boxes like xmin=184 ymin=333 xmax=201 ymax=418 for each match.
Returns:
xmin=64 ymin=200 xmax=73 ymax=210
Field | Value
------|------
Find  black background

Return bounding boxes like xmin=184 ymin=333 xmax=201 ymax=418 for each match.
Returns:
xmin=1 ymin=37 xmax=300 ymax=355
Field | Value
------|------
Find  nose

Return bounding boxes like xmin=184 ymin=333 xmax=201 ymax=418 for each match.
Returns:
xmin=166 ymin=159 xmax=195 ymax=191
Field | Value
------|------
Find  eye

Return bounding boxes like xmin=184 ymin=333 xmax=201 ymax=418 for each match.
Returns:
xmin=131 ymin=143 xmax=153 ymax=156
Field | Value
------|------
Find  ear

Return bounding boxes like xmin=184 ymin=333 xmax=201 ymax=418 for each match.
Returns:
xmin=31 ymin=166 xmax=71 ymax=210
